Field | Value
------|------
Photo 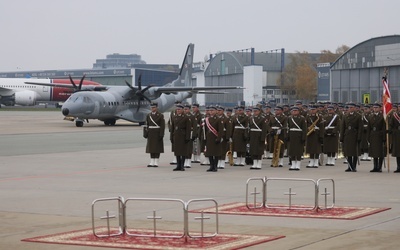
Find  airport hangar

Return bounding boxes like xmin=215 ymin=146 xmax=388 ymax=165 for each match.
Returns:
xmin=198 ymin=35 xmax=400 ymax=107
xmin=327 ymin=34 xmax=400 ymax=104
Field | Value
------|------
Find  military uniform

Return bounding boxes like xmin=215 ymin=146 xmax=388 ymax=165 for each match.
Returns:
xmin=367 ymin=104 xmax=386 ymax=172
xmin=340 ymin=103 xmax=363 ymax=172
xmin=191 ymin=104 xmax=203 ymax=163
xmin=263 ymin=108 xmax=273 ymax=159
xmin=287 ymin=107 xmax=307 ymax=170
xmin=249 ymin=107 xmax=268 ymax=169
xmin=388 ymin=105 xmax=400 ymax=172
xmin=268 ymin=107 xmax=287 ymax=167
xmin=322 ymin=106 xmax=340 ymax=166
xmin=204 ymin=109 xmax=224 ymax=172
xmin=217 ymin=107 xmax=232 ymax=169
xmin=170 ymin=105 xmax=192 ymax=171
xmin=183 ymin=105 xmax=196 ymax=168
xmin=168 ymin=107 xmax=178 ymax=164
xmin=305 ymin=109 xmax=324 ymax=168
xmin=232 ymin=107 xmax=249 ymax=166
xmin=199 ymin=109 xmax=210 ymax=165
xmin=145 ymin=103 xmax=165 ymax=167
xmin=360 ymin=106 xmax=371 ymax=161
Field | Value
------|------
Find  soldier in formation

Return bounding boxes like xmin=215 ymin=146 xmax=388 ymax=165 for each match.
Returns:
xmin=268 ymin=106 xmax=287 ymax=167
xmin=360 ymin=104 xmax=372 ymax=161
xmin=340 ymin=103 xmax=363 ymax=172
xmin=144 ymin=102 xmax=165 ymax=168
xmin=232 ymin=106 xmax=249 ymax=166
xmin=287 ymin=106 xmax=307 ymax=170
xmin=305 ymin=105 xmax=324 ymax=168
xmin=367 ymin=103 xmax=386 ymax=172
xmin=388 ymin=103 xmax=400 ymax=172
xmin=322 ymin=105 xmax=340 ymax=166
xmin=248 ymin=106 xmax=268 ymax=169
xmin=204 ymin=106 xmax=224 ymax=172
xmin=170 ymin=104 xmax=192 ymax=171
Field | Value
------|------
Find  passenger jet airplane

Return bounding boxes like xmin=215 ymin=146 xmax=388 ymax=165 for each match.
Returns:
xmin=27 ymin=44 xmax=242 ymax=127
xmin=0 ymin=76 xmax=102 ymax=106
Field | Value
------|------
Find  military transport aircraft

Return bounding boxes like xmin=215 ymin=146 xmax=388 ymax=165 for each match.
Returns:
xmin=0 ymin=76 xmax=102 ymax=106
xmin=44 ymin=44 xmax=242 ymax=127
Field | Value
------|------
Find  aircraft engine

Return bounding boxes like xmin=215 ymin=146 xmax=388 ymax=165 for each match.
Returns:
xmin=15 ymin=90 xmax=37 ymax=106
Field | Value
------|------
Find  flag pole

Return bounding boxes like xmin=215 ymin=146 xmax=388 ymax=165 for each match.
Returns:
xmin=385 ymin=114 xmax=390 ymax=172
xmin=383 ymin=68 xmax=390 ymax=172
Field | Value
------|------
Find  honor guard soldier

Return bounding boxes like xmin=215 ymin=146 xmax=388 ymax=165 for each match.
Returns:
xmin=295 ymin=100 xmax=308 ymax=117
xmin=283 ymin=104 xmax=290 ymax=116
xmin=287 ymin=106 xmax=307 ymax=170
xmin=204 ymin=106 xmax=224 ymax=172
xmin=168 ymin=101 xmax=181 ymax=165
xmin=191 ymin=103 xmax=203 ymax=163
xmin=263 ymin=104 xmax=273 ymax=159
xmin=268 ymin=106 xmax=287 ymax=167
xmin=323 ymin=105 xmax=340 ymax=166
xmin=183 ymin=104 xmax=196 ymax=168
xmin=340 ymin=102 xmax=363 ymax=172
xmin=224 ymin=107 xmax=234 ymax=165
xmin=249 ymin=106 xmax=268 ymax=169
xmin=367 ymin=103 xmax=386 ymax=172
xmin=170 ymin=104 xmax=192 ymax=171
xmin=245 ymin=107 xmax=252 ymax=117
xmin=200 ymin=106 xmax=211 ymax=165
xmin=232 ymin=105 xmax=249 ymax=166
xmin=216 ymin=106 xmax=232 ymax=169
xmin=144 ymin=102 xmax=165 ymax=167
xmin=305 ymin=105 xmax=324 ymax=168
xmin=360 ymin=104 xmax=372 ymax=161
xmin=388 ymin=103 xmax=400 ymax=172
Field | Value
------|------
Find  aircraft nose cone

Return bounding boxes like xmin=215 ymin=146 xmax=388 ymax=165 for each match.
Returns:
xmin=62 ymin=108 xmax=69 ymax=116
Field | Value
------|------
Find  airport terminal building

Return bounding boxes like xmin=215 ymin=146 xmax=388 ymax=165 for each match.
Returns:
xmin=0 ymin=52 xmax=179 ymax=88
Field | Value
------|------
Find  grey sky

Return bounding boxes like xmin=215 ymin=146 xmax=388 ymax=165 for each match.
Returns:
xmin=0 ymin=0 xmax=398 ymax=72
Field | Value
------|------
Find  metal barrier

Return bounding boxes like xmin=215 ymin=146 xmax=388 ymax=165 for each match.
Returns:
xmin=91 ymin=196 xmax=125 ymax=238
xmin=91 ymin=196 xmax=218 ymax=239
xmin=186 ymin=199 xmax=218 ymax=238
xmin=245 ymin=177 xmax=266 ymax=209
xmin=316 ymin=178 xmax=335 ymax=209
xmin=246 ymin=177 xmax=335 ymax=211
xmin=265 ymin=178 xmax=318 ymax=210
xmin=124 ymin=198 xmax=186 ymax=238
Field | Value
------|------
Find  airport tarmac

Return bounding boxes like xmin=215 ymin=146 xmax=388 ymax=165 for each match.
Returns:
xmin=0 ymin=110 xmax=399 ymax=250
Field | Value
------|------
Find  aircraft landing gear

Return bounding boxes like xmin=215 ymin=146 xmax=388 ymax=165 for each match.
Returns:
xmin=75 ymin=120 xmax=84 ymax=127
xmin=104 ymin=119 xmax=116 ymax=126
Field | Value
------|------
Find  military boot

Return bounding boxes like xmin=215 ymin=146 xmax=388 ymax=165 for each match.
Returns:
xmin=377 ymin=157 xmax=384 ymax=172
xmin=370 ymin=158 xmax=378 ymax=172
xmin=394 ymin=157 xmax=400 ymax=173
xmin=345 ymin=157 xmax=353 ymax=172
xmin=352 ymin=157 xmax=358 ymax=172
xmin=207 ymin=157 xmax=214 ymax=172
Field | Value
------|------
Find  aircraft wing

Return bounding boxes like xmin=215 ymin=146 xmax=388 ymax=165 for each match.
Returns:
xmin=0 ymin=86 xmax=14 ymax=96
xmin=154 ymin=86 xmax=243 ymax=94
xmin=24 ymin=81 xmax=108 ymax=91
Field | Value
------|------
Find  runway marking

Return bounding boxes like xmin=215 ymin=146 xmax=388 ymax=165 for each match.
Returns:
xmin=0 ymin=166 xmax=144 ymax=182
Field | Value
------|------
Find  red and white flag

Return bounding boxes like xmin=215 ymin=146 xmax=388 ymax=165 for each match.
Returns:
xmin=382 ymin=76 xmax=392 ymax=119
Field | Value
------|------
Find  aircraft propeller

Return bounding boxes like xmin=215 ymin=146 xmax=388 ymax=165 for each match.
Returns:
xmin=125 ymin=74 xmax=153 ymax=111
xmin=69 ymin=74 xmax=86 ymax=92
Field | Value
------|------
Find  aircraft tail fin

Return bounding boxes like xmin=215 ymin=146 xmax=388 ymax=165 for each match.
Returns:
xmin=169 ymin=43 xmax=194 ymax=87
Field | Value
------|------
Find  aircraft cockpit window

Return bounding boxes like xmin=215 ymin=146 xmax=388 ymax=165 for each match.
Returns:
xmin=69 ymin=95 xmax=82 ymax=103
xmin=83 ymin=96 xmax=93 ymax=103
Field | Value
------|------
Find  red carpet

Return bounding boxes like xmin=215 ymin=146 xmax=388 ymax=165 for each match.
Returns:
xmin=22 ymin=227 xmax=285 ymax=249
xmin=191 ymin=202 xmax=390 ymax=220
